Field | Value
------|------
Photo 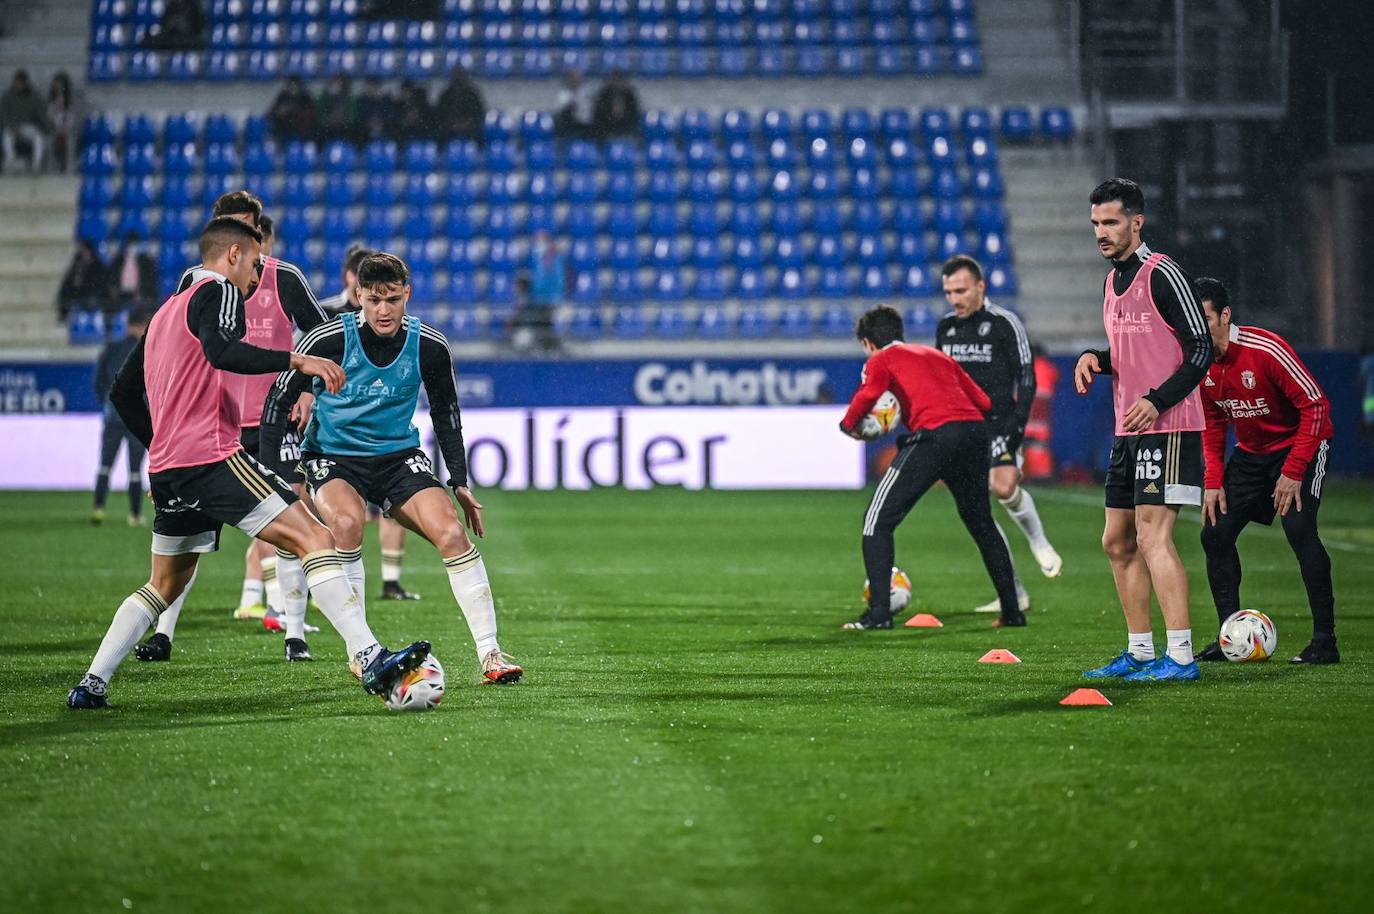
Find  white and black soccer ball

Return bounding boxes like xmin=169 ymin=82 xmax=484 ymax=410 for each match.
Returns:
xmin=862 ymin=567 xmax=913 ymax=614
xmin=1219 ymin=610 xmax=1278 ymax=663
xmin=868 ymin=390 xmax=903 ymax=435
xmin=384 ymin=654 xmax=446 ymax=711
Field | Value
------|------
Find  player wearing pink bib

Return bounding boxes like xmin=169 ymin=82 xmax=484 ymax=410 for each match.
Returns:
xmin=1074 ymin=178 xmax=1214 ymax=683
xmin=67 ymin=217 xmax=431 ymax=710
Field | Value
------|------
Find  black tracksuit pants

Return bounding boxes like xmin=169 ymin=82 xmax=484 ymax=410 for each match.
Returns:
xmin=861 ymin=420 xmax=1020 ymax=623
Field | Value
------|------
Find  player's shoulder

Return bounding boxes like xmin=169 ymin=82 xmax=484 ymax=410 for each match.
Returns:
xmin=416 ymin=319 xmax=453 ymax=348
xmin=1235 ymin=325 xmax=1297 ymax=359
xmin=297 ymin=313 xmax=346 ymax=347
xmin=983 ymin=302 xmax=1024 ymax=330
xmin=270 ymin=257 xmax=311 ymax=285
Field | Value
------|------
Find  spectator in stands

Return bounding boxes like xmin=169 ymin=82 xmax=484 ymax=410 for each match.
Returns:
xmin=397 ymin=79 xmax=434 ymax=142
xmin=57 ymin=241 xmax=109 ymax=322
xmin=434 ymin=67 xmax=486 ymax=145
xmin=143 ymin=0 xmax=207 ymax=51
xmin=46 ymin=72 xmax=78 ymax=174
xmin=1 ymin=70 xmax=50 ymax=173
xmin=512 ymin=232 xmax=565 ymax=352
xmin=593 ymin=69 xmax=642 ymax=141
xmin=361 ymin=0 xmax=438 ymax=20
xmin=267 ymin=76 xmax=316 ymax=143
xmin=317 ymin=75 xmax=361 ymax=145
xmin=554 ymin=69 xmax=595 ymax=141
xmin=107 ymin=233 xmax=159 ymax=314
xmin=357 ymin=77 xmax=393 ymax=144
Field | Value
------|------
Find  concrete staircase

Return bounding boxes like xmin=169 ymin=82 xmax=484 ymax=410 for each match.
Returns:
xmin=0 ymin=175 xmax=83 ymax=354
xmin=0 ymin=0 xmax=90 ymax=89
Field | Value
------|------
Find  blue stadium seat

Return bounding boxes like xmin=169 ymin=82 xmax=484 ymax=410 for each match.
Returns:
xmin=848 ymin=201 xmax=882 ymax=234
xmin=647 ymin=204 xmax=678 ymax=237
xmin=205 ymin=143 xmax=238 ymax=175
xmin=605 ymin=172 xmax=637 ymax=205
xmin=769 ymin=170 xmax=799 ymax=202
xmin=913 ymin=46 xmax=946 ymax=76
xmin=896 ymin=233 xmax=931 ymax=267
xmin=960 ymin=107 xmax=993 ymax=138
xmin=729 ymin=171 xmax=760 ymax=204
xmin=988 ymin=265 xmax=1019 ymax=298
xmin=123 ymin=142 xmax=157 ymax=177
xmin=696 ymin=303 xmax=731 ymax=337
xmin=900 ymin=264 xmax=933 ymax=296
xmin=926 ymin=135 xmax=956 ymax=167
xmin=967 ymin=135 xmax=999 ymax=166
xmin=721 ymin=109 xmax=752 ymax=143
xmin=612 ymin=306 xmax=647 ymax=339
xmin=972 ymin=201 xmax=1007 ymax=234
xmin=728 ymin=235 xmax=763 ymax=270
xmin=282 ymin=174 xmax=316 ymax=207
xmin=842 ymin=108 xmax=874 ymax=143
xmin=609 ymin=237 xmax=639 ymax=270
xmin=846 ymin=137 xmax=876 ymax=170
xmin=805 ymin=137 xmax=836 ymax=171
xmin=607 ymin=205 xmax=637 ymax=239
xmin=119 ymin=175 xmax=155 ymax=208
xmin=567 ymin=237 xmax=598 ymax=272
xmin=778 ymin=269 xmax=810 ymax=301
xmin=937 ymin=231 xmax=965 ymax=261
xmin=443 ymin=140 xmax=481 ymax=172
xmin=243 ymin=115 xmax=269 ymax=145
xmin=971 ymin=166 xmax=1004 ymax=199
xmin=734 ymin=269 xmax=770 ymax=300
xmin=484 ymin=110 xmax=515 ymax=146
xmin=736 ymin=303 xmax=772 ymax=337
xmin=778 ymin=302 xmax=812 ymax=335
xmin=931 ymin=167 xmax=964 ymax=200
xmin=80 ymin=177 xmax=116 ymax=213
xmin=201 ymin=174 xmax=236 ymax=209
xmin=1000 ymin=107 xmax=1034 ymax=142
xmin=206 ymin=51 xmax=243 ymax=80
xmin=651 ymin=272 xmax=686 ymax=306
xmin=1040 ymin=106 xmax=1075 ymax=141
xmin=847 ymin=168 xmax=878 ymax=200
xmin=819 ymin=300 xmax=853 ymax=334
xmin=770 ymin=201 xmax=803 ymax=235
xmin=760 ymin=109 xmax=792 ymax=143
xmin=609 ymin=270 xmax=643 ymax=303
xmin=486 ymin=205 xmax=518 ymax=238
xmin=77 ymin=212 xmax=110 ymax=242
xmin=952 ymin=48 xmax=984 ymax=76
xmin=404 ymin=207 xmax=436 ymax=241
xmin=403 ymin=141 xmax=438 ymax=173
xmin=978 ymin=231 xmax=1012 ymax=267
xmin=860 ymin=265 xmax=892 ymax=297
xmin=770 ymin=234 xmax=804 ymax=269
xmin=444 ymin=173 xmax=484 ymax=208
xmin=116 ymin=207 xmax=151 ymax=240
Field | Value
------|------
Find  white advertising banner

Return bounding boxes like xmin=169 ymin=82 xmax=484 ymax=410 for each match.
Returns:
xmin=0 ymin=407 xmax=864 ymax=491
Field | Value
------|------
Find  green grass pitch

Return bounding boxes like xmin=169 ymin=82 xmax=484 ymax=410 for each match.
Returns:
xmin=2 ymin=484 xmax=1372 ymax=913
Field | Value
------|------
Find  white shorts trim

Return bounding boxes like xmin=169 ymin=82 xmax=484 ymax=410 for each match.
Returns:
xmin=235 ymin=493 xmax=291 ymax=538
xmin=1165 ymin=483 xmax=1202 ymax=506
xmin=152 ymin=531 xmax=219 ymax=556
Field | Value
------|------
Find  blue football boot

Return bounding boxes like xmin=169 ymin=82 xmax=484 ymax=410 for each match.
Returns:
xmin=67 ymin=675 xmax=110 ymax=709
xmin=360 ymin=641 xmax=431 ymax=695
xmin=1122 ymin=655 xmax=1201 ymax=683
xmin=1082 ymin=650 xmax=1148 ymax=680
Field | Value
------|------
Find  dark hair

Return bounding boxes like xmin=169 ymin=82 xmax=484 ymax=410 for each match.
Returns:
xmin=257 ymin=213 xmax=274 ymax=238
xmin=343 ymin=244 xmax=373 ymax=277
xmin=211 ymin=190 xmax=264 ymax=225
xmin=855 ymin=305 xmax=905 ymax=348
xmin=199 ymin=216 xmax=263 ymax=260
xmin=1195 ymin=276 xmax=1232 ymax=317
xmin=1089 ymin=177 xmax=1146 ymax=216
xmin=356 ymin=252 xmax=410 ymax=289
xmin=941 ymin=254 xmax=984 ymax=282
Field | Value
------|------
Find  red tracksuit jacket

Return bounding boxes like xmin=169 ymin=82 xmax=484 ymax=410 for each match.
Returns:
xmin=1201 ymin=324 xmax=1333 ymax=488
xmin=841 ymin=342 xmax=990 ymax=434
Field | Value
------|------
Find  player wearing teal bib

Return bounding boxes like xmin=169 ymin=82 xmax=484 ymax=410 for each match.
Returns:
xmin=260 ymin=253 xmax=521 ymax=685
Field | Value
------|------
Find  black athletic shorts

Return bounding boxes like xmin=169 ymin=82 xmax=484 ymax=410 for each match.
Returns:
xmin=149 ymin=450 xmax=299 ymax=555
xmin=1222 ymin=441 xmax=1330 ymax=525
xmin=241 ymin=425 xmax=305 ymax=485
xmin=1105 ymin=430 xmax=1203 ymax=509
xmin=986 ymin=414 xmax=1024 ymax=468
xmin=300 ymin=447 xmax=443 ymax=514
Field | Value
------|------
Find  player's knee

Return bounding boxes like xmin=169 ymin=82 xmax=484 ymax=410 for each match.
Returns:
xmin=433 ymin=524 xmax=471 ymax=557
xmin=1102 ymin=531 xmax=1136 ymax=561
xmin=330 ymin=511 xmax=365 ymax=550
xmin=1134 ymin=524 xmax=1172 ymax=558
xmin=990 ymin=479 xmax=1018 ymax=501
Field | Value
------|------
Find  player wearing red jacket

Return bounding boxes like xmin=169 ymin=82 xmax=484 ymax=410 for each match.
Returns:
xmin=1194 ymin=279 xmax=1338 ymax=664
xmin=839 ymin=306 xmax=1025 ymax=630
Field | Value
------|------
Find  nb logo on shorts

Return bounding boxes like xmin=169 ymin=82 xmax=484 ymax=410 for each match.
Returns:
xmin=1135 ymin=447 xmax=1163 ymax=482
xmin=405 ymin=454 xmax=433 ymax=476
xmin=306 ymin=459 xmax=336 ymax=481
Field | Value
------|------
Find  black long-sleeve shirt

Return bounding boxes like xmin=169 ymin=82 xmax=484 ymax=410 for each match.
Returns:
xmin=109 ymin=273 xmax=292 ymax=449
xmin=176 ymin=257 xmax=327 ymax=334
xmin=936 ymin=299 xmax=1035 ymax=439
xmin=259 ymin=316 xmax=470 ymax=487
xmin=1084 ymin=242 xmax=1213 ymax=412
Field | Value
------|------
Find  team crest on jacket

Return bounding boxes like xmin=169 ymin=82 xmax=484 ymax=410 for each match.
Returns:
xmin=1241 ymin=370 xmax=1256 ymax=389
xmin=978 ymin=322 xmax=991 ymax=336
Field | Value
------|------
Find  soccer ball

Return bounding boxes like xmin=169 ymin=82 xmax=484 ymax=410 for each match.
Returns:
xmin=1219 ymin=610 xmax=1278 ymax=663
xmin=384 ymin=655 xmax=446 ymax=711
xmin=868 ymin=391 xmax=903 ymax=435
xmin=862 ymin=567 xmax=913 ymax=613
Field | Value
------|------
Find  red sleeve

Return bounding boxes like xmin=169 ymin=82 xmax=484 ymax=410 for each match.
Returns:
xmin=1262 ymin=337 xmax=1328 ymax=480
xmin=841 ymin=355 xmax=892 ymax=432
xmin=955 ymin=362 xmax=992 ymax=414
xmin=1201 ymin=374 xmax=1228 ymax=489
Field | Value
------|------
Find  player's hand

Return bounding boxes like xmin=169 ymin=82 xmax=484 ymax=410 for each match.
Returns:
xmin=1202 ymin=488 xmax=1227 ymax=526
xmin=290 ymin=392 xmax=315 ymax=433
xmin=1273 ymin=474 xmax=1302 ymax=517
xmin=452 ymin=485 xmax=485 ymax=538
xmin=1074 ymin=352 xmax=1100 ymax=394
xmin=291 ymin=354 xmax=345 ymax=394
xmin=1121 ymin=397 xmax=1159 ymax=433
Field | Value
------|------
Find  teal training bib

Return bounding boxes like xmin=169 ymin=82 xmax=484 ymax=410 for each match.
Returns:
xmin=305 ymin=313 xmax=422 ymax=456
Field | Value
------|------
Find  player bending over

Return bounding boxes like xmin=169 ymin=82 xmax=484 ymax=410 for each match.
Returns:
xmin=1075 ymin=178 xmax=1213 ymax=683
xmin=937 ymin=254 xmax=1063 ymax=616
xmin=67 ymin=218 xmax=430 ymax=709
xmin=1194 ymin=278 xmax=1339 ymax=664
xmin=260 ymin=252 xmax=522 ymax=684
xmin=839 ymin=305 xmax=1026 ymax=630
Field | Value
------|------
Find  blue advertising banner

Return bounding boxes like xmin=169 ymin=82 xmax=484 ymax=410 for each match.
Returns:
xmin=0 ymin=363 xmax=101 ymax=414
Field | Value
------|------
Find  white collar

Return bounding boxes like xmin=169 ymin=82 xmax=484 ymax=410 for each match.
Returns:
xmin=191 ymin=267 xmax=228 ymax=283
xmin=1133 ymin=241 xmax=1153 ymax=262
xmin=1229 ymin=323 xmax=1240 ymax=343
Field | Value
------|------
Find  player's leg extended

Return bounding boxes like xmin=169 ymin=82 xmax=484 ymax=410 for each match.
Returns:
xmin=989 ymin=463 xmax=1061 ymax=577
xmin=69 ymin=552 xmax=199 ymax=707
xmin=850 ymin=439 xmax=940 ymax=628
xmin=92 ymin=417 xmax=124 ymax=522
xmin=273 ymin=484 xmax=314 ymax=648
xmin=388 ymin=488 xmax=521 ymax=683
xmin=1199 ymin=503 xmax=1248 ymax=628
xmin=1124 ymin=504 xmax=1199 ymax=681
xmin=951 ymin=456 xmax=1024 ymax=627
xmin=1280 ymin=492 xmax=1339 ymax=663
xmin=309 ymin=478 xmax=370 ymax=612
xmin=1083 ymin=508 xmax=1156 ymax=678
xmin=378 ymin=517 xmax=419 ymax=600
xmin=136 ymin=564 xmax=198 ymax=661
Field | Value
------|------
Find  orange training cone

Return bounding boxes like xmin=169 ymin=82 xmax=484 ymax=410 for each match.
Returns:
xmin=978 ymin=649 xmax=1021 ymax=664
xmin=904 ymin=613 xmax=944 ymax=628
xmin=1059 ymin=688 xmax=1112 ymax=707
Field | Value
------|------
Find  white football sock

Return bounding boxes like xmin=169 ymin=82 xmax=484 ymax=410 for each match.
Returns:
xmin=300 ymin=550 xmax=377 ymax=657
xmin=1128 ymin=631 xmax=1156 ymax=662
xmin=89 ymin=585 xmax=168 ymax=684
xmin=336 ymin=547 xmax=366 ymax=616
xmin=276 ymin=549 xmax=308 ymax=641
xmin=999 ymin=486 xmax=1051 ymax=550
xmin=1166 ymin=629 xmax=1194 ymax=665
xmin=261 ymin=553 xmax=281 ymax=613
xmin=444 ymin=546 xmax=500 ymax=660
xmin=154 ymin=567 xmax=197 ymax=639
xmin=381 ymin=547 xmax=403 ymax=584
xmin=238 ymin=577 xmax=264 ymax=610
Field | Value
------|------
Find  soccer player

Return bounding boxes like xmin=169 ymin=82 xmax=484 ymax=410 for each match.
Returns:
xmin=318 ymin=244 xmax=423 ymax=602
xmin=67 ymin=217 xmax=431 ymax=709
xmin=92 ymin=308 xmax=151 ymax=526
xmin=1193 ymin=278 xmax=1339 ymax=664
xmin=937 ymin=254 xmax=1063 ymax=616
xmin=839 ymin=305 xmax=1026 ymax=630
xmin=135 ymin=192 xmax=329 ymax=662
xmin=1075 ymin=178 xmax=1213 ymax=683
xmin=260 ymin=253 xmax=522 ymax=684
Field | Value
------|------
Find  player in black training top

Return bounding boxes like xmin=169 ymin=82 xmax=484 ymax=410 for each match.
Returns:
xmin=937 ymin=255 xmax=1063 ymax=615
